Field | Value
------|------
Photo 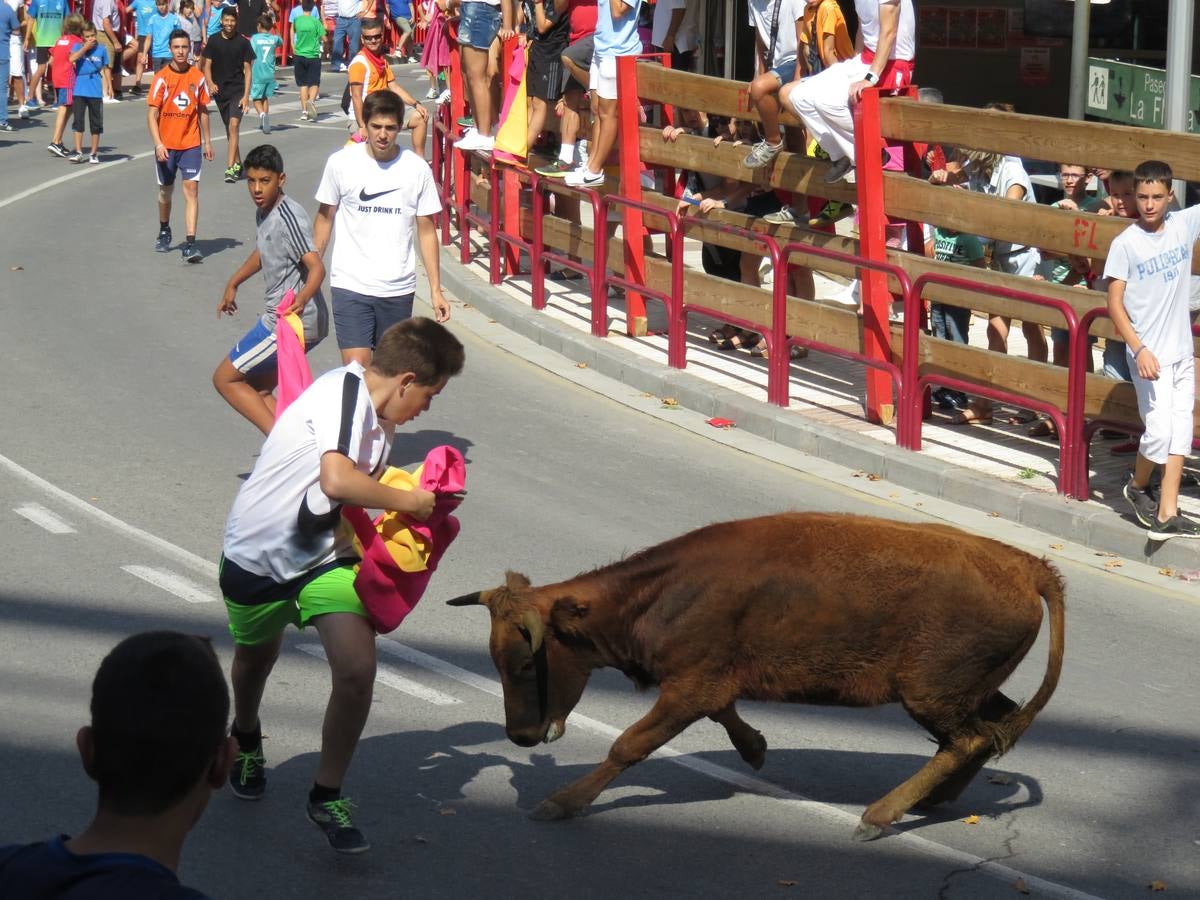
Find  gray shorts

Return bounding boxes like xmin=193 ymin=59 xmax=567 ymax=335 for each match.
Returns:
xmin=331 ymin=286 xmax=414 ymax=350
xmin=561 ymin=33 xmax=593 ymax=93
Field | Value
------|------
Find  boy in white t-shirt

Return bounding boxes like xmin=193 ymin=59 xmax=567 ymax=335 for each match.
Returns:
xmin=313 ymin=90 xmax=450 ymax=366
xmin=220 ymin=317 xmax=465 ymax=853
xmin=1106 ymin=159 xmax=1200 ymax=541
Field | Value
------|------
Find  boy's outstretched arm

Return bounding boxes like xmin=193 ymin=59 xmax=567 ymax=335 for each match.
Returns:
xmin=320 ymin=452 xmax=436 ymax=521
xmin=218 ymin=248 xmax=263 ymax=316
xmin=416 ymin=213 xmax=450 ymax=322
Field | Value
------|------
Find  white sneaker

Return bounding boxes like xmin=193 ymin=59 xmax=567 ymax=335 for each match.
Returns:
xmin=17 ymin=104 xmax=29 ymax=118
xmin=89 ymin=154 xmax=100 ymax=164
xmin=564 ymin=166 xmax=604 ymax=187
xmin=259 ymin=112 xmax=268 ymax=133
xmin=306 ymin=100 xmax=318 ymax=120
xmin=436 ymin=89 xmax=451 ymax=105
xmin=102 ymin=95 xmax=119 ymax=104
xmin=456 ymin=129 xmax=494 ymax=152
xmin=425 ymin=85 xmax=439 ymax=100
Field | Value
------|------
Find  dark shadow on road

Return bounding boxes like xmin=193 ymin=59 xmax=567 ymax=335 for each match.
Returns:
xmin=389 ymin=429 xmax=475 ymax=468
xmin=193 ymin=237 xmax=242 ymax=260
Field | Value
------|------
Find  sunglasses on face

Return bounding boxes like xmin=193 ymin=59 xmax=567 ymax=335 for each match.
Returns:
xmin=363 ymin=33 xmax=383 ymax=40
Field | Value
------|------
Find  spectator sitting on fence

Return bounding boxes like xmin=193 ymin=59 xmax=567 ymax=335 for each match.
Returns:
xmin=1107 ymin=160 xmax=1200 ymax=541
xmin=738 ymin=0 xmax=798 ymax=171
xmin=784 ymin=0 xmax=915 ymax=186
xmin=0 ymin=631 xmax=235 ymax=899
xmin=454 ymin=0 xmax=515 ymax=152
xmin=923 ymin=147 xmax=983 ymax=418
xmin=562 ymin=0 xmax=643 ymax=187
xmin=533 ymin=0 xmax=594 ymax=177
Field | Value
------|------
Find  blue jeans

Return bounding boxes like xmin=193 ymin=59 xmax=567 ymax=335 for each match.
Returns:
xmin=930 ymin=302 xmax=970 ymax=344
xmin=0 ymin=56 xmax=8 ymax=125
xmin=1104 ymin=339 xmax=1131 ymax=381
xmin=333 ymin=15 xmax=361 ymax=68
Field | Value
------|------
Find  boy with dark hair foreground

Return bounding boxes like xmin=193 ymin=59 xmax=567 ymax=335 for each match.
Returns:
xmin=215 ymin=143 xmax=328 ymax=435
xmin=1107 ymin=159 xmax=1200 ymax=541
xmin=220 ymin=317 xmax=465 ymax=854
xmin=0 ymin=631 xmax=234 ymax=898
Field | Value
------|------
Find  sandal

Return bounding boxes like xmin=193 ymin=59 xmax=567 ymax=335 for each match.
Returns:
xmin=1006 ymin=409 xmax=1037 ymax=425
xmin=749 ymin=344 xmax=807 ymax=360
xmin=1027 ymin=418 xmax=1057 ymax=438
xmin=950 ymin=407 xmax=993 ymax=426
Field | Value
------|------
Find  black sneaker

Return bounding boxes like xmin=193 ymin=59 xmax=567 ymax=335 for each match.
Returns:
xmin=154 ymin=229 xmax=172 ymax=252
xmin=1123 ymin=478 xmax=1158 ymax=529
xmin=229 ymin=743 xmax=266 ymax=800
xmin=181 ymin=242 xmax=203 ymax=263
xmin=307 ymin=797 xmax=370 ymax=854
xmin=823 ymin=156 xmax=854 ymax=184
xmin=1148 ymin=514 xmax=1200 ymax=542
xmin=47 ymin=142 xmax=69 ymax=158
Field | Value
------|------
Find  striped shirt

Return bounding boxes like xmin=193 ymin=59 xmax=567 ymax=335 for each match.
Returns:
xmin=256 ymin=193 xmax=325 ymax=332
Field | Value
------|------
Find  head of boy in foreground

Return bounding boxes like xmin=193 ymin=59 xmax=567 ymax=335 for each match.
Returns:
xmin=81 ymin=632 xmax=234 ymax=826
xmin=243 ymin=143 xmax=286 ymax=211
xmin=370 ymin=318 xmax=464 ymax=426
xmin=1133 ymin=160 xmax=1175 ymax=229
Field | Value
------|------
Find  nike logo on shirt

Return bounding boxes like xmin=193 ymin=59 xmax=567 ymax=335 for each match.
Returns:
xmin=359 ymin=187 xmax=398 ymax=201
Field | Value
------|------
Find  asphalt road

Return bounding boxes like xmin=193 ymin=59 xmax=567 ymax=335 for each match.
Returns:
xmin=0 ymin=69 xmax=1198 ymax=899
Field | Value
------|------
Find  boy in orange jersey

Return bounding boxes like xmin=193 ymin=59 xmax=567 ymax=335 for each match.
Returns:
xmin=147 ymin=29 xmax=214 ymax=262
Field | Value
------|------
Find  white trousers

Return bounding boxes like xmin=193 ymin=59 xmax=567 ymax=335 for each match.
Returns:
xmin=1133 ymin=355 xmax=1196 ymax=464
xmin=786 ymin=56 xmax=870 ymax=164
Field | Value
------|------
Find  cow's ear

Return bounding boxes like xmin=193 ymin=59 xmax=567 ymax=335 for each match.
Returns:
xmin=505 ymin=571 xmax=532 ymax=591
xmin=550 ymin=596 xmax=589 ymax=633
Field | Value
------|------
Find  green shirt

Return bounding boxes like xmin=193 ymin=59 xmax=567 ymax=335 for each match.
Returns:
xmin=291 ymin=12 xmax=325 ymax=59
xmin=933 ymin=228 xmax=985 ymax=267
xmin=249 ymin=31 xmax=281 ymax=83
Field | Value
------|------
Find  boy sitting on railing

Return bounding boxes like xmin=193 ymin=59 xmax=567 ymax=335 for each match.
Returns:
xmin=1107 ymin=159 xmax=1200 ymax=541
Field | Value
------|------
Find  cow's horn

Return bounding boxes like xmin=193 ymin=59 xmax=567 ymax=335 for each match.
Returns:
xmin=521 ymin=609 xmax=545 ymax=653
xmin=446 ymin=592 xmax=483 ymax=607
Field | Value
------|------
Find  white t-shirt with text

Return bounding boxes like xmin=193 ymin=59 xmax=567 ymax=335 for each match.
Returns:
xmin=1104 ymin=207 xmax=1200 ymax=367
xmin=856 ymin=0 xmax=915 ymax=60
xmin=315 ymin=144 xmax=443 ymax=297
xmin=748 ymin=0 xmax=798 ymax=70
xmin=223 ymin=362 xmax=392 ymax=583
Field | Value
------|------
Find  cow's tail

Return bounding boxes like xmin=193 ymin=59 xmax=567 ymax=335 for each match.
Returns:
xmin=991 ymin=560 xmax=1066 ymax=757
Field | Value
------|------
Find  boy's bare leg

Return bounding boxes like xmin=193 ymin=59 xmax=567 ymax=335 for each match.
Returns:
xmin=461 ymin=45 xmax=492 ymax=134
xmin=1151 ymin=454 xmax=1184 ymax=520
xmin=583 ymin=94 xmax=617 ymax=176
xmin=526 ymin=95 xmax=547 ymax=155
xmin=561 ymin=55 xmax=588 ymax=89
xmin=1022 ymin=321 xmax=1048 ymax=362
xmin=182 ymin=179 xmax=199 ymax=237
xmin=226 ymin=116 xmax=243 ymax=170
xmin=312 ymin=612 xmax=377 ymax=788
xmin=158 ymin=183 xmax=174 ymax=226
xmin=749 ymin=72 xmax=782 ymax=147
xmin=231 ymin=634 xmax=284 ymax=733
xmin=212 ymin=359 xmax=276 ymax=435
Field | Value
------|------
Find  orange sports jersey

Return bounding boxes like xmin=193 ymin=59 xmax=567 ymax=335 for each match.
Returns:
xmin=148 ymin=64 xmax=212 ymax=150
xmin=347 ymin=53 xmax=394 ymax=95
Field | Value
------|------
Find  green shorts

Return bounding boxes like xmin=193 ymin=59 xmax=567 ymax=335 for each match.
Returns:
xmin=223 ymin=564 xmax=367 ymax=646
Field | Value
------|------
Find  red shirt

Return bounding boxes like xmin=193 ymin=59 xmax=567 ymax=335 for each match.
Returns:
xmin=51 ymin=35 xmax=82 ymax=89
xmin=566 ymin=0 xmax=596 ymax=43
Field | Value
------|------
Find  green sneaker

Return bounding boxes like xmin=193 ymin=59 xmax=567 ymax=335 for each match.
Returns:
xmin=229 ymin=743 xmax=266 ymax=800
xmin=307 ymin=797 xmax=370 ymax=854
xmin=534 ymin=158 xmax=574 ymax=178
xmin=223 ymin=166 xmax=237 ymax=184
xmin=456 ymin=115 xmax=474 ymax=128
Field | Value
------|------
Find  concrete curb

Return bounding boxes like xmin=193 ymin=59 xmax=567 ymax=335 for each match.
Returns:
xmin=439 ymin=249 xmax=1200 ymax=570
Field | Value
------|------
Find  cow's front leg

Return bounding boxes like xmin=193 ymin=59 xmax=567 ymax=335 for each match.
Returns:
xmin=531 ymin=690 xmax=699 ymax=821
xmin=709 ymin=703 xmax=767 ymax=770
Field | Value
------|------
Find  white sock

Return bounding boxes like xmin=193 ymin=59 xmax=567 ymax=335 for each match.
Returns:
xmin=558 ymin=142 xmax=574 ymax=164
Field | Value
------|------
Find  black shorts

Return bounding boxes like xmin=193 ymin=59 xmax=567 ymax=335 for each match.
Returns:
xmin=528 ymin=38 xmax=568 ymax=101
xmin=36 ymin=46 xmax=51 ymax=64
xmin=742 ymin=191 xmax=783 ymax=218
xmin=72 ymin=96 xmax=103 ymax=134
xmin=294 ymin=55 xmax=321 ymax=87
xmin=216 ymin=91 xmax=243 ymax=127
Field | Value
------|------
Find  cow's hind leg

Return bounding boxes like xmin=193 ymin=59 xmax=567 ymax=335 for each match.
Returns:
xmin=917 ymin=692 xmax=1019 ymax=809
xmin=710 ymin=704 xmax=767 ymax=770
xmin=531 ymin=690 xmax=700 ymax=821
xmin=854 ymin=731 xmax=992 ymax=841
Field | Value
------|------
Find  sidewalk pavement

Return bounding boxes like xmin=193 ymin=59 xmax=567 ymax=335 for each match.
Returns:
xmin=437 ymin=243 xmax=1200 ymax=572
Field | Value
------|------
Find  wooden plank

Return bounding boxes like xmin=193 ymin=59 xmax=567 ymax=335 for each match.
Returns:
xmin=878 ymin=98 xmax=1200 ymax=183
xmin=638 ymin=129 xmax=857 ymax=204
xmin=634 ymin=62 xmax=802 ymax=127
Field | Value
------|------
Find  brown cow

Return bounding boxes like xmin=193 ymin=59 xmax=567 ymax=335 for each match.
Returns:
xmin=447 ymin=513 xmax=1065 ymax=840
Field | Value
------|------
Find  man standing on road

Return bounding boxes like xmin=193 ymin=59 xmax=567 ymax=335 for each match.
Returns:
xmin=330 ymin=0 xmax=362 ymax=72
xmin=314 ymin=90 xmax=449 ymax=366
xmin=784 ymin=0 xmax=915 ymax=185
xmin=0 ymin=1 xmax=21 ymax=130
xmin=202 ymin=6 xmax=253 ymax=182
xmin=91 ymin=0 xmax=123 ymax=99
xmin=148 ymin=29 xmax=214 ymax=262
xmin=25 ymin=0 xmax=67 ymax=108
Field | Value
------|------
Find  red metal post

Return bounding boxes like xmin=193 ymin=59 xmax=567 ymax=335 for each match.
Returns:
xmin=449 ymin=44 xmax=469 ymax=261
xmin=500 ymin=37 xmax=522 ymax=277
xmin=853 ymin=88 xmax=896 ymax=425
xmin=615 ymin=55 xmax=648 ymax=336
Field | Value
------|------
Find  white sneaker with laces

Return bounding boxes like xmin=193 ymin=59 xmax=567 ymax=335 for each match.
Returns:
xmin=564 ymin=166 xmax=604 ymax=187
xmin=425 ymin=85 xmax=439 ymax=100
xmin=17 ymin=103 xmax=29 ymax=118
xmin=436 ymin=89 xmax=451 ymax=105
xmin=456 ymin=130 xmax=494 ymax=152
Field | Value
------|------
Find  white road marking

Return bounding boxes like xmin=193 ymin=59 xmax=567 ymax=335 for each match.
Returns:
xmin=380 ymin=637 xmax=1105 ymax=900
xmin=0 ymin=453 xmax=1103 ymax=898
xmin=14 ymin=502 xmax=76 ymax=534
xmin=121 ymin=565 xmax=218 ymax=604
xmin=0 ymin=453 xmax=218 ymax=579
xmin=299 ymin=642 xmax=462 ymax=706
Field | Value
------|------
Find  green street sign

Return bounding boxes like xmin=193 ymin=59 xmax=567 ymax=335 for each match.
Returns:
xmin=1085 ymin=57 xmax=1200 ymax=134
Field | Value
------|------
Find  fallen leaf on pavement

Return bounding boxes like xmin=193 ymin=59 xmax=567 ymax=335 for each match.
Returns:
xmin=1158 ymin=568 xmax=1175 ymax=577
xmin=438 ymin=807 xmax=457 ymax=816
xmin=575 ymin=362 xmax=588 ymax=368
xmin=1148 ymin=880 xmax=1167 ymax=892
xmin=1104 ymin=560 xmax=1123 ymax=569
xmin=461 ymin=303 xmax=471 ymax=308
xmin=988 ymin=512 xmax=1000 ymax=518
xmin=1014 ymin=878 xmax=1030 ymax=894
xmin=1049 ymin=543 xmax=1063 ymax=550
xmin=962 ymin=814 xmax=980 ymax=825
xmin=987 ymin=774 xmax=1012 ymax=786
xmin=777 ymin=880 xmax=797 ymax=887
xmin=414 ymin=834 xmax=428 ymax=843
xmin=661 ymin=398 xmax=678 ymax=408
xmin=866 ymin=473 xmax=881 ymax=481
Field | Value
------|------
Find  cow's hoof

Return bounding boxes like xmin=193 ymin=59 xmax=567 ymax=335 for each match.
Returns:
xmin=852 ymin=821 xmax=886 ymax=842
xmin=529 ymin=799 xmax=569 ymax=821
xmin=738 ymin=732 xmax=767 ymax=771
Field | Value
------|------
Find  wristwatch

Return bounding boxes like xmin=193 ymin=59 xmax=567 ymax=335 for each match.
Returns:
xmin=863 ymin=70 xmax=878 ymax=85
